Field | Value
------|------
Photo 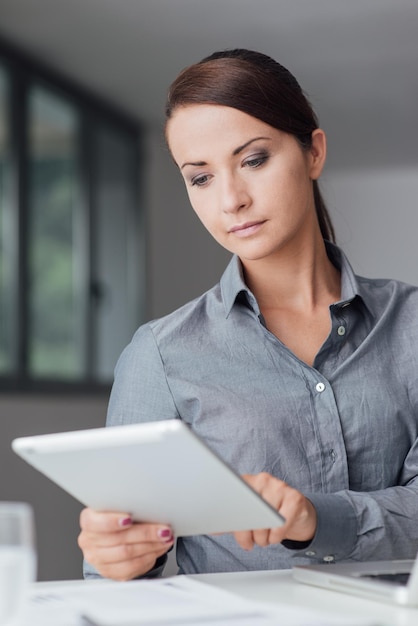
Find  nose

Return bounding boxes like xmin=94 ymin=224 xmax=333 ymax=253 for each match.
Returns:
xmin=219 ymin=173 xmax=251 ymax=214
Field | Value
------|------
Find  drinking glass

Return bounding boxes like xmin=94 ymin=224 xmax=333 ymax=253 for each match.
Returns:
xmin=0 ymin=502 xmax=37 ymax=625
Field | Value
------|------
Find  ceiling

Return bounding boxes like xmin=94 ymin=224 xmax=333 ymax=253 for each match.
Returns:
xmin=0 ymin=0 xmax=417 ymax=170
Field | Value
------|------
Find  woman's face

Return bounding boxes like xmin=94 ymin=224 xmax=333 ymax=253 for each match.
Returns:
xmin=166 ymin=104 xmax=326 ymax=265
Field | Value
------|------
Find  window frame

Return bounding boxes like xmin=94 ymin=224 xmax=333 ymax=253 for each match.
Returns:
xmin=0 ymin=37 xmax=144 ymax=393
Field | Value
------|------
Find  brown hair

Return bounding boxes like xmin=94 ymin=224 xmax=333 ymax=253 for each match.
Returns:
xmin=165 ymin=49 xmax=335 ymax=243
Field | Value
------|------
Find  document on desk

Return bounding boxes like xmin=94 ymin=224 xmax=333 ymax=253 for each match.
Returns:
xmin=25 ymin=576 xmax=379 ymax=626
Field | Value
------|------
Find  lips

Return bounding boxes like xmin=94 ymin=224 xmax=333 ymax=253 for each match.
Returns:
xmin=228 ymin=220 xmax=266 ymax=236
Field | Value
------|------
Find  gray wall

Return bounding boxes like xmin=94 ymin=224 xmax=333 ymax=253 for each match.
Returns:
xmin=324 ymin=166 xmax=418 ymax=286
xmin=0 ymin=394 xmax=108 ymax=580
xmin=1 ymin=125 xmax=417 ymax=581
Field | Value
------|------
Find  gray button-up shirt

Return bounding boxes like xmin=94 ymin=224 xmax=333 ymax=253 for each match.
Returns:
xmin=85 ymin=243 xmax=418 ymax=577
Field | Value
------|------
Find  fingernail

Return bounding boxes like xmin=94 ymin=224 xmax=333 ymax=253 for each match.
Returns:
xmin=158 ymin=528 xmax=173 ymax=541
xmin=119 ymin=516 xmax=133 ymax=527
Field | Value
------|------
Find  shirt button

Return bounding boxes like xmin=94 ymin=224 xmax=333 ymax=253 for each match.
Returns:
xmin=323 ymin=555 xmax=335 ymax=563
xmin=305 ymin=551 xmax=316 ymax=557
xmin=315 ymin=382 xmax=325 ymax=393
xmin=337 ymin=325 xmax=346 ymax=336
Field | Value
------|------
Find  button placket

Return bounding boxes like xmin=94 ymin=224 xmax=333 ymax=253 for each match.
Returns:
xmin=330 ymin=302 xmax=349 ymax=341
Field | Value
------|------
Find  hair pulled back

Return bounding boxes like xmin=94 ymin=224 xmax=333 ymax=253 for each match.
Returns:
xmin=166 ymin=49 xmax=335 ymax=243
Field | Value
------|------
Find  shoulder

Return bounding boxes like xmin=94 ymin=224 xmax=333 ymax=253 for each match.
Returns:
xmin=147 ymin=282 xmax=224 ymax=342
xmin=357 ymin=273 xmax=418 ymax=297
xmin=117 ymin=281 xmax=223 ymax=362
xmin=107 ymin=283 xmax=224 ymax=426
xmin=356 ymin=273 xmax=418 ymax=319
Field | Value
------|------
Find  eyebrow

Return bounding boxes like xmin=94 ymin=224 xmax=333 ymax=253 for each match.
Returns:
xmin=180 ymin=136 xmax=271 ymax=170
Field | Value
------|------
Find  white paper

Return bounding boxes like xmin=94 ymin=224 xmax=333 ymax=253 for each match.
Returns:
xmin=22 ymin=576 xmax=379 ymax=626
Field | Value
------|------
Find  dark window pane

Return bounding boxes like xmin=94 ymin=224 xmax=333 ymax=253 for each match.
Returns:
xmin=28 ymin=87 xmax=86 ymax=379
xmin=92 ymin=124 xmax=143 ymax=381
xmin=0 ymin=66 xmax=16 ymax=374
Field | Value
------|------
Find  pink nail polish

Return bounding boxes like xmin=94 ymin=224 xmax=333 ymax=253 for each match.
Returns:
xmin=119 ymin=516 xmax=132 ymax=527
xmin=158 ymin=528 xmax=173 ymax=540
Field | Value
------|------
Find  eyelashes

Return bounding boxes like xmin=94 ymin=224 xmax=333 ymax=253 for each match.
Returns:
xmin=243 ymin=152 xmax=269 ymax=169
xmin=191 ymin=174 xmax=211 ymax=187
xmin=190 ymin=151 xmax=270 ymax=188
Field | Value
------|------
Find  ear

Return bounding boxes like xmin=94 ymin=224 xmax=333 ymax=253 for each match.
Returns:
xmin=309 ymin=129 xmax=327 ymax=180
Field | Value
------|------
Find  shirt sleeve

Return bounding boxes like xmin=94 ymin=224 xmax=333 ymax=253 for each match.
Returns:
xmin=83 ymin=323 xmax=179 ymax=580
xmin=106 ymin=323 xmax=180 ymax=427
xmin=285 ymin=439 xmax=418 ymax=563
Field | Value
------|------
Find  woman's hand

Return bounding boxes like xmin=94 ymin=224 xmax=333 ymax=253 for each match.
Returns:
xmin=78 ymin=508 xmax=175 ymax=581
xmin=233 ymin=473 xmax=317 ymax=550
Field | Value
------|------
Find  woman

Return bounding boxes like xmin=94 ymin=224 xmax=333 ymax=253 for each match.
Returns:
xmin=79 ymin=49 xmax=418 ymax=581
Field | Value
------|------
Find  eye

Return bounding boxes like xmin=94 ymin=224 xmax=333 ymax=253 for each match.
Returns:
xmin=244 ymin=153 xmax=269 ymax=169
xmin=191 ymin=173 xmax=211 ymax=187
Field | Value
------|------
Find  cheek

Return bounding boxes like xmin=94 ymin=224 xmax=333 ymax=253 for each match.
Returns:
xmin=271 ymin=165 xmax=312 ymax=207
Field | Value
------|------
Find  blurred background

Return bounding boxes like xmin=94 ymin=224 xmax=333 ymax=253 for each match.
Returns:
xmin=0 ymin=0 xmax=417 ymax=580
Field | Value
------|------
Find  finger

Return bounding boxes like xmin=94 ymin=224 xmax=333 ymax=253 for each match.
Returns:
xmin=250 ymin=528 xmax=272 ymax=548
xmin=79 ymin=508 xmax=173 ymax=541
xmin=97 ymin=553 xmax=163 ymax=582
xmin=83 ymin=534 xmax=173 ymax=567
xmin=121 ymin=523 xmax=174 ymax=545
xmin=266 ymin=525 xmax=287 ymax=545
xmin=242 ymin=473 xmax=286 ymax=494
xmin=80 ymin=529 xmax=175 ymax=582
xmin=239 ymin=474 xmax=317 ymax=546
xmin=247 ymin=474 xmax=287 ymax=505
xmin=78 ymin=522 xmax=174 ymax=550
xmin=233 ymin=530 xmax=255 ymax=551
xmin=80 ymin=508 xmax=133 ymax=532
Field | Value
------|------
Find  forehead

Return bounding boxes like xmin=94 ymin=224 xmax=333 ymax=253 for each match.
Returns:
xmin=166 ymin=104 xmax=277 ymax=160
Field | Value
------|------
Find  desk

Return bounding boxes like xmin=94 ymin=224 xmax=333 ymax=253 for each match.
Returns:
xmin=33 ymin=570 xmax=418 ymax=626
xmin=191 ymin=570 xmax=417 ymax=626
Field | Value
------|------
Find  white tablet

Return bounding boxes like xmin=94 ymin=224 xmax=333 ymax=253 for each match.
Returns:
xmin=12 ymin=419 xmax=285 ymax=537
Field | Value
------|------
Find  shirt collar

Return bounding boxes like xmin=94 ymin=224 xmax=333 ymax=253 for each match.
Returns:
xmin=220 ymin=255 xmax=260 ymax=318
xmin=220 ymin=242 xmax=369 ymax=319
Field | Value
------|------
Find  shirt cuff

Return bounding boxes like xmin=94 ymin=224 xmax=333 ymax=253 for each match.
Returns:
xmin=282 ymin=493 xmax=357 ymax=563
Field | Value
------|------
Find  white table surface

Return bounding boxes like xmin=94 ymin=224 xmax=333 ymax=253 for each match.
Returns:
xmin=34 ymin=569 xmax=418 ymax=626
xmin=191 ymin=569 xmax=418 ymax=626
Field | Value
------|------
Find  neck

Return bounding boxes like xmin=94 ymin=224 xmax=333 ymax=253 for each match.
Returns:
xmin=241 ymin=236 xmax=340 ymax=313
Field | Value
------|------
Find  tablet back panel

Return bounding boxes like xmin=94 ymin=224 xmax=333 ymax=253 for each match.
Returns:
xmin=12 ymin=420 xmax=284 ymax=537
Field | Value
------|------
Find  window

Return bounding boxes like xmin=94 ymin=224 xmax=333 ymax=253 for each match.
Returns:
xmin=91 ymin=123 xmax=143 ymax=382
xmin=0 ymin=65 xmax=15 ymax=375
xmin=28 ymin=87 xmax=85 ymax=380
xmin=0 ymin=43 xmax=144 ymax=390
